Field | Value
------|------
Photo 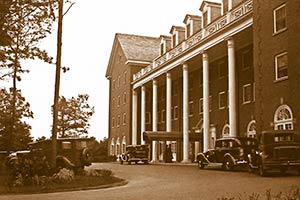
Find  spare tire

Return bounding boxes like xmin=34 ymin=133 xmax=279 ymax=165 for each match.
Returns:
xmin=81 ymin=148 xmax=93 ymax=165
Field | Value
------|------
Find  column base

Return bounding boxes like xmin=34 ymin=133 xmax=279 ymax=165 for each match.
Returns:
xmin=150 ymin=160 xmax=159 ymax=164
xmin=181 ymin=159 xmax=191 ymax=164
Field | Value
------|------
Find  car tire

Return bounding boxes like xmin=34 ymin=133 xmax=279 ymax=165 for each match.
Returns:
xmin=258 ymin=161 xmax=267 ymax=177
xmin=198 ymin=159 xmax=205 ymax=169
xmin=223 ymin=157 xmax=234 ymax=171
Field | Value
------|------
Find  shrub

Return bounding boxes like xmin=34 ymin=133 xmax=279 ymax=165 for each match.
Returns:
xmin=84 ymin=169 xmax=113 ymax=178
xmin=52 ymin=168 xmax=74 ymax=183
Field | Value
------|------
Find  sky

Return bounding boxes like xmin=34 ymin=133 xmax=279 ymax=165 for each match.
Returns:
xmin=14 ymin=0 xmax=220 ymax=141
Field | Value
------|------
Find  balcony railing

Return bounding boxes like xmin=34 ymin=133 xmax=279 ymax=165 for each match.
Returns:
xmin=133 ymin=0 xmax=253 ymax=82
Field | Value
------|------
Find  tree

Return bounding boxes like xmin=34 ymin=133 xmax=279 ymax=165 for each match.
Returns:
xmin=0 ymin=0 xmax=57 ymax=150
xmin=0 ymin=88 xmax=33 ymax=151
xmin=54 ymin=94 xmax=95 ymax=138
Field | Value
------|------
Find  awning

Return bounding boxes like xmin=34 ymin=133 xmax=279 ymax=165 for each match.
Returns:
xmin=143 ymin=131 xmax=202 ymax=142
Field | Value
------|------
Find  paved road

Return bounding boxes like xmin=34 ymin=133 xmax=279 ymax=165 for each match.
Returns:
xmin=0 ymin=162 xmax=299 ymax=200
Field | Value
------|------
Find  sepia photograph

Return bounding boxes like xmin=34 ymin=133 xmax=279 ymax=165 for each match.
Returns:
xmin=0 ymin=0 xmax=300 ymax=199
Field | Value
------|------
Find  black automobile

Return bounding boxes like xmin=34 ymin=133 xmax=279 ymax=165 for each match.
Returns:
xmin=119 ymin=145 xmax=149 ymax=165
xmin=248 ymin=130 xmax=300 ymax=176
xmin=197 ymin=137 xmax=258 ymax=170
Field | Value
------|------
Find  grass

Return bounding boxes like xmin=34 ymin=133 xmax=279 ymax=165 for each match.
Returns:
xmin=0 ymin=169 xmax=125 ymax=195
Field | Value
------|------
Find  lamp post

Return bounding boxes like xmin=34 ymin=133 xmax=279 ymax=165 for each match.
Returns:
xmin=51 ymin=0 xmax=63 ymax=168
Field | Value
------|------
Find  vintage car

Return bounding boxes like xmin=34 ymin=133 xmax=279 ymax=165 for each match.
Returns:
xmin=119 ymin=145 xmax=149 ymax=165
xmin=26 ymin=138 xmax=95 ymax=170
xmin=248 ymin=130 xmax=300 ymax=176
xmin=196 ymin=137 xmax=258 ymax=170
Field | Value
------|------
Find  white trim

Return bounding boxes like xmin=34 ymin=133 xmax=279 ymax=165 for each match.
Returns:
xmin=125 ymin=60 xmax=151 ymax=66
xmin=273 ymin=4 xmax=286 ymax=34
xmin=242 ymin=83 xmax=252 ymax=104
xmin=222 ymin=124 xmax=230 ymax=137
xmin=275 ymin=52 xmax=288 ymax=81
xmin=132 ymin=18 xmax=253 ymax=89
xmin=274 ymin=104 xmax=293 ymax=130
xmin=247 ymin=120 xmax=256 ymax=138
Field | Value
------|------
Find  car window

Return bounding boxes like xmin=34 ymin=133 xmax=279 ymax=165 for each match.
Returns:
xmin=215 ymin=141 xmax=222 ymax=148
xmin=274 ymin=134 xmax=294 ymax=142
xmin=62 ymin=141 xmax=72 ymax=149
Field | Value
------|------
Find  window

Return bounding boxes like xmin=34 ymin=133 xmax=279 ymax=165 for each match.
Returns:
xmin=117 ymin=115 xmax=121 ymax=127
xmin=203 ymin=11 xmax=208 ymax=27
xmin=161 ymin=110 xmax=166 ymax=123
xmin=172 ymin=33 xmax=176 ymax=48
xmin=199 ymin=96 xmax=212 ymax=114
xmin=160 ymin=43 xmax=164 ymax=55
xmin=247 ymin=120 xmax=256 ymax=138
xmin=189 ymin=101 xmax=194 ymax=117
xmin=242 ymin=49 xmax=253 ymax=69
xmin=219 ymin=91 xmax=227 ymax=109
xmin=186 ymin=23 xmax=191 ymax=38
xmin=243 ymin=84 xmax=253 ymax=104
xmin=223 ymin=0 xmax=228 ymax=13
xmin=273 ymin=4 xmax=286 ymax=34
xmin=274 ymin=105 xmax=293 ymax=130
xmin=118 ymin=95 xmax=121 ymax=107
xmin=275 ymin=52 xmax=288 ymax=80
xmin=112 ymin=117 xmax=115 ymax=128
xmin=124 ymin=71 xmax=127 ymax=84
xmin=123 ymin=113 xmax=126 ymax=125
xmin=62 ymin=142 xmax=72 ymax=150
xmin=174 ymin=106 xmax=179 ymax=120
xmin=123 ymin=92 xmax=126 ymax=104
xmin=222 ymin=124 xmax=230 ymax=137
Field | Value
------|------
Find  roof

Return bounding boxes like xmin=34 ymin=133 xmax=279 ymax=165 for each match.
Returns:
xmin=117 ymin=33 xmax=160 ymax=61
xmin=106 ymin=33 xmax=160 ymax=78
xmin=183 ymin=14 xmax=202 ymax=24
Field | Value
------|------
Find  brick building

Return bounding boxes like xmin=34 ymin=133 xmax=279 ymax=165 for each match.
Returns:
xmin=106 ymin=0 xmax=300 ymax=162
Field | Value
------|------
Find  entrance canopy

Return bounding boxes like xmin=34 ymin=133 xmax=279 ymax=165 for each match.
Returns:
xmin=143 ymin=131 xmax=202 ymax=142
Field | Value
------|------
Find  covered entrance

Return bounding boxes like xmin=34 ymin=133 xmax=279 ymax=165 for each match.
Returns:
xmin=143 ymin=131 xmax=202 ymax=162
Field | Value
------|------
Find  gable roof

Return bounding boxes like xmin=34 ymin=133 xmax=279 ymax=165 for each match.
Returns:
xmin=106 ymin=33 xmax=160 ymax=78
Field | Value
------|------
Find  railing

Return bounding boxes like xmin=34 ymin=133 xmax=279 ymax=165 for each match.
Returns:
xmin=133 ymin=0 xmax=253 ymax=81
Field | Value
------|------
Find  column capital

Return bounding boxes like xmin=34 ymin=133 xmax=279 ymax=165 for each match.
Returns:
xmin=152 ymin=79 xmax=157 ymax=85
xmin=226 ymin=37 xmax=235 ymax=48
xmin=141 ymin=85 xmax=146 ymax=91
xmin=182 ymin=62 xmax=188 ymax=70
xmin=166 ymin=71 xmax=172 ymax=79
xmin=202 ymin=52 xmax=209 ymax=61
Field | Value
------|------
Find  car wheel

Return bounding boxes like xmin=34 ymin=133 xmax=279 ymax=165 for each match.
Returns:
xmin=223 ymin=158 xmax=233 ymax=171
xmin=258 ymin=161 xmax=267 ymax=177
xmin=198 ymin=159 xmax=205 ymax=169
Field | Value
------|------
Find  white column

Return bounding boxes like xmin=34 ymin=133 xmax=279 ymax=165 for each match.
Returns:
xmin=203 ymin=52 xmax=210 ymax=152
xmin=152 ymin=79 xmax=158 ymax=162
xmin=182 ymin=63 xmax=190 ymax=163
xmin=166 ymin=72 xmax=172 ymax=136
xmin=141 ymin=85 xmax=146 ymax=145
xmin=228 ymin=38 xmax=237 ymax=137
xmin=132 ymin=89 xmax=137 ymax=145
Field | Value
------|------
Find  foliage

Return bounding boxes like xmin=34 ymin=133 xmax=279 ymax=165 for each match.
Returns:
xmin=0 ymin=88 xmax=33 ymax=151
xmin=54 ymin=94 xmax=95 ymax=138
xmin=217 ymin=187 xmax=300 ymax=200
xmin=84 ymin=168 xmax=113 ymax=178
xmin=0 ymin=0 xmax=57 ymax=81
xmin=52 ymin=168 xmax=74 ymax=183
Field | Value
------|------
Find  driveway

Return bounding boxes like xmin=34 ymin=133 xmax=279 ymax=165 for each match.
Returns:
xmin=0 ymin=162 xmax=299 ymax=200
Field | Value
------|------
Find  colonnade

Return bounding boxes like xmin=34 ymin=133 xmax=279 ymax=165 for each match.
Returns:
xmin=132 ymin=38 xmax=237 ymax=162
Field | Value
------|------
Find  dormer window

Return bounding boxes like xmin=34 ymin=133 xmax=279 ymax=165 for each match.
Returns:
xmin=159 ymin=35 xmax=171 ymax=55
xmin=200 ymin=1 xmax=221 ymax=27
xmin=183 ymin=14 xmax=202 ymax=38
xmin=223 ymin=0 xmax=228 ymax=14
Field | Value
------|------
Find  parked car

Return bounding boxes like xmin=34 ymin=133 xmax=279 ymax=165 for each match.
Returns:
xmin=248 ymin=130 xmax=300 ymax=176
xmin=27 ymin=138 xmax=95 ymax=170
xmin=196 ymin=137 xmax=258 ymax=171
xmin=119 ymin=145 xmax=149 ymax=165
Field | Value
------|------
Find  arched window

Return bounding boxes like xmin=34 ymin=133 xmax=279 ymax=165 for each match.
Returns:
xmin=222 ymin=124 xmax=230 ymax=137
xmin=274 ymin=105 xmax=293 ymax=130
xmin=247 ymin=120 xmax=256 ymax=138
